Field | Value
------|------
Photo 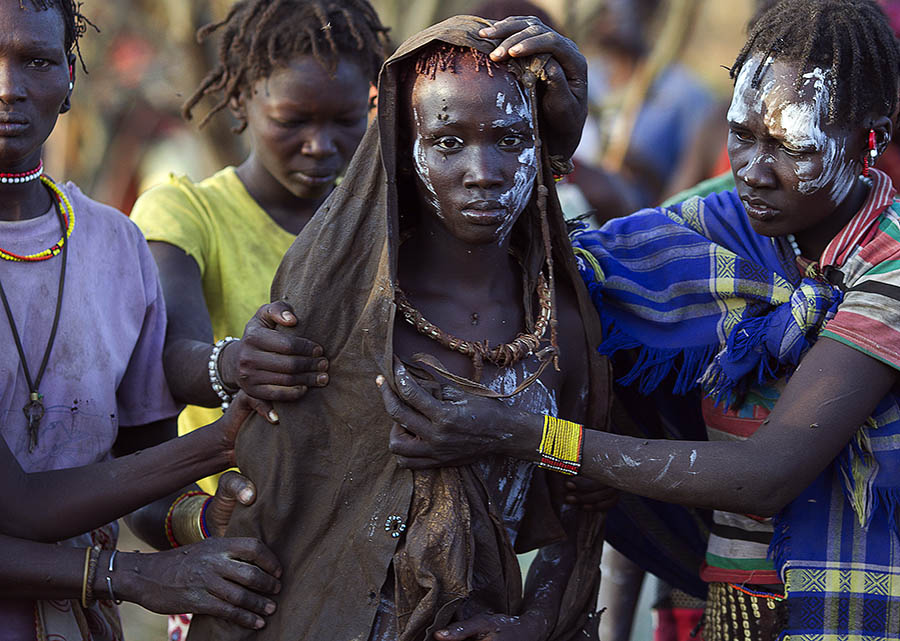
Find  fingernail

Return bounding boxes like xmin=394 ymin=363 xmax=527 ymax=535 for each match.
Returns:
xmin=509 ymin=44 xmax=523 ymax=55
xmin=479 ymin=27 xmax=494 ymax=36
xmin=318 ymin=359 xmax=329 ymax=371
xmin=265 ymin=602 xmax=276 ymax=614
xmin=240 ymin=487 xmax=255 ymax=503
xmin=490 ymin=46 xmax=504 ymax=59
xmin=255 ymin=618 xmax=265 ymax=629
xmin=566 ymin=495 xmax=577 ymax=503
xmin=376 ymin=375 xmax=385 ymax=386
xmin=566 ymin=481 xmax=576 ymax=489
xmin=281 ymin=311 xmax=295 ymax=322
xmin=267 ymin=410 xmax=279 ymax=424
xmin=313 ymin=345 xmax=324 ymax=357
xmin=317 ymin=373 xmax=329 ymax=385
xmin=276 ymin=568 xmax=283 ymax=579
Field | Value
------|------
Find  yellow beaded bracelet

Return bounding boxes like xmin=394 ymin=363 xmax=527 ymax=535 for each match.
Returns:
xmin=536 ymin=414 xmax=583 ymax=475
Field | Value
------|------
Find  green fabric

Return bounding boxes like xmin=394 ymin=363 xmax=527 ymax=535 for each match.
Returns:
xmin=660 ymin=171 xmax=735 ymax=208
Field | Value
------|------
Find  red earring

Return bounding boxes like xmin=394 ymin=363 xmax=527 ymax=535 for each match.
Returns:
xmin=864 ymin=129 xmax=877 ymax=177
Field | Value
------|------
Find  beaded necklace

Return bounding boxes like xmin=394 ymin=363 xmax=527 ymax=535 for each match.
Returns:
xmin=0 ymin=160 xmax=43 ymax=184
xmin=0 ymin=176 xmax=71 ymax=451
xmin=394 ymin=272 xmax=552 ymax=382
xmin=785 ymin=233 xmax=802 ymax=257
xmin=0 ymin=175 xmax=75 ymax=262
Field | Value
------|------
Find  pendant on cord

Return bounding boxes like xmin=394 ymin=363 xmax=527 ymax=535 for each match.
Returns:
xmin=23 ymin=392 xmax=44 ymax=452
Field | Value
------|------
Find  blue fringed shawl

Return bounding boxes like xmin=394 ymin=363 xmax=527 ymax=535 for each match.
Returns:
xmin=573 ymin=187 xmax=900 ymax=640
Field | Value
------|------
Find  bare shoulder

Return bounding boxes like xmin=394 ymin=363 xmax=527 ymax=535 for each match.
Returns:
xmin=554 ymin=276 xmax=590 ymax=423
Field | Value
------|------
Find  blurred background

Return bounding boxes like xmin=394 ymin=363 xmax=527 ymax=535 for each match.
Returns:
xmin=49 ymin=0 xmax=757 ymax=639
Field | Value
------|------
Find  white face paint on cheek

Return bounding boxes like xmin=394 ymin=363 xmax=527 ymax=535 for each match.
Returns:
xmin=495 ymin=146 xmax=537 ymax=244
xmin=494 ymin=81 xmax=537 ymax=245
xmin=411 ymin=106 xmax=442 ymax=217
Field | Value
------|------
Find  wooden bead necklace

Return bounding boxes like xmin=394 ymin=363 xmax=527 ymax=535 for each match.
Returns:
xmin=395 ymin=272 xmax=552 ymax=382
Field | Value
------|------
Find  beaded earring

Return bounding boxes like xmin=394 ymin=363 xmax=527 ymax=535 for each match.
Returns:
xmin=863 ymin=129 xmax=876 ymax=177
xmin=68 ymin=64 xmax=74 ymax=91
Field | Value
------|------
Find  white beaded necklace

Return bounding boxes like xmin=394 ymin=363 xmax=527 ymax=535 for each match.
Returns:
xmin=785 ymin=233 xmax=802 ymax=257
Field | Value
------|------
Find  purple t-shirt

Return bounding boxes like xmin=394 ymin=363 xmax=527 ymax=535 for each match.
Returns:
xmin=0 ymin=183 xmax=178 ymax=640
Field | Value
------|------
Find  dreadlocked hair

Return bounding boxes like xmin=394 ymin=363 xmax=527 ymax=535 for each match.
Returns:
xmin=183 ymin=0 xmax=390 ymax=131
xmin=20 ymin=0 xmax=97 ymax=71
xmin=731 ymin=0 xmax=900 ymax=127
xmin=413 ymin=43 xmax=497 ymax=79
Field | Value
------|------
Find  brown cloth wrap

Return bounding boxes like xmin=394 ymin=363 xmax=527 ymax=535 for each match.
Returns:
xmin=187 ymin=15 xmax=610 ymax=641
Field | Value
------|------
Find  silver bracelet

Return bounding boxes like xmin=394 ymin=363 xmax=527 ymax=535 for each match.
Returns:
xmin=209 ymin=336 xmax=240 ymax=409
xmin=105 ymin=549 xmax=123 ymax=605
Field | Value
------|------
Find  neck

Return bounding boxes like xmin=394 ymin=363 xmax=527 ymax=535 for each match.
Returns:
xmin=794 ymin=176 xmax=870 ymax=259
xmin=399 ymin=213 xmax=519 ymax=300
xmin=0 ymin=179 xmax=53 ymax=222
xmin=235 ymin=155 xmax=330 ymax=235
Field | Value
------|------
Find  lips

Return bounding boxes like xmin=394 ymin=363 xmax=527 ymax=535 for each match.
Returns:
xmin=741 ymin=196 xmax=781 ymax=222
xmin=460 ymin=200 xmax=507 ymax=225
xmin=0 ymin=113 xmax=28 ymax=136
xmin=291 ymin=167 xmax=339 ymax=187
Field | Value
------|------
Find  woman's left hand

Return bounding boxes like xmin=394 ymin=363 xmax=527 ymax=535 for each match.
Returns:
xmin=434 ymin=612 xmax=548 ymax=641
xmin=479 ymin=16 xmax=588 ymax=159
xmin=376 ymin=363 xmax=532 ymax=468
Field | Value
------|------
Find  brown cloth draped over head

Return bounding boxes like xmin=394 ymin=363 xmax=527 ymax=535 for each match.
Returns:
xmin=188 ymin=15 xmax=611 ymax=641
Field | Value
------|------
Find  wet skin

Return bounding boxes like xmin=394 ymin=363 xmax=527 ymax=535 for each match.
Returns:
xmin=381 ymin=54 xmax=900 ymax=545
xmin=0 ymin=0 xmax=72 ymax=221
xmin=394 ymin=62 xmax=590 ymax=641
xmin=235 ymin=54 xmax=370 ymax=233
xmin=727 ymin=55 xmax=892 ymax=257
xmin=407 ymin=63 xmax=537 ymax=246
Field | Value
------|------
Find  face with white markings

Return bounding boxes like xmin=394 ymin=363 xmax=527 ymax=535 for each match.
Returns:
xmin=727 ymin=54 xmax=866 ymax=238
xmin=406 ymin=56 xmax=537 ymax=246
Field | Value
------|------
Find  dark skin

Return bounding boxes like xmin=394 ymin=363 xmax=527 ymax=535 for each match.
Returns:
xmin=191 ymin=17 xmax=603 ymax=526
xmin=0 ymin=2 xmax=280 ymax=628
xmin=151 ymin=54 xmax=372 ymax=416
xmin=379 ymin=57 xmax=900 ymax=529
xmin=386 ymin=63 xmax=591 ymax=641
xmin=0 ymin=396 xmax=281 ymax=629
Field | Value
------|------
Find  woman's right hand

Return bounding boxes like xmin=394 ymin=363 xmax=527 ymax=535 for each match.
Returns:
xmin=119 ymin=537 xmax=281 ymax=630
xmin=219 ymin=301 xmax=329 ymax=422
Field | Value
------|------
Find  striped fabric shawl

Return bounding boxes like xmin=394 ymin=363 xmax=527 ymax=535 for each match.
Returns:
xmin=573 ymin=169 xmax=900 ymax=640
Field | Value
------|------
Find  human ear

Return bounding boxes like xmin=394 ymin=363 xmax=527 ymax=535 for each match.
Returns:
xmin=870 ymin=116 xmax=893 ymax=160
xmin=60 ymin=52 xmax=76 ymax=114
xmin=228 ymin=93 xmax=247 ymax=131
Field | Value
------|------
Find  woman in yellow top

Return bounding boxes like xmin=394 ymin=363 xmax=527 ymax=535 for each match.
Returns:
xmin=130 ymin=1 xmax=391 ymax=499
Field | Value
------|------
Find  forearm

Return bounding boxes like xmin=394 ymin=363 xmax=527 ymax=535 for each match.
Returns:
xmin=521 ymin=505 xmax=579 ymax=636
xmin=2 ymin=427 xmax=226 ymax=542
xmin=501 ymin=414 xmax=796 ymax=516
xmin=0 ymin=539 xmax=141 ymax=603
xmin=164 ymin=337 xmax=225 ymax=407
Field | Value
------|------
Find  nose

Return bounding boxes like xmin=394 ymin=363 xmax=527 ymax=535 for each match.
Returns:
xmin=463 ymin=145 xmax=503 ymax=191
xmin=736 ymin=149 xmax=777 ymax=190
xmin=0 ymin=61 xmax=25 ymax=105
xmin=301 ymin=126 xmax=338 ymax=159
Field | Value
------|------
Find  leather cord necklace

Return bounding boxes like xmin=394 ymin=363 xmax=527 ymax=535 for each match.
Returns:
xmin=0 ymin=193 xmax=69 ymax=452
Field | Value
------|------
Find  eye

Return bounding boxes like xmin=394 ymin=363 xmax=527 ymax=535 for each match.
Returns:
xmin=272 ymin=117 xmax=306 ymax=128
xmin=499 ymin=134 xmax=528 ymax=149
xmin=27 ymin=59 xmax=52 ymax=70
xmin=781 ymin=145 xmax=813 ymax=158
xmin=434 ymin=136 xmax=463 ymax=151
xmin=729 ymin=127 xmax=754 ymax=144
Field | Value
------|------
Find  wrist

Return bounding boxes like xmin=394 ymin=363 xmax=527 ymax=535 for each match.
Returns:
xmin=496 ymin=411 xmax=544 ymax=459
xmin=217 ymin=338 xmax=241 ymax=391
xmin=100 ymin=550 xmax=140 ymax=604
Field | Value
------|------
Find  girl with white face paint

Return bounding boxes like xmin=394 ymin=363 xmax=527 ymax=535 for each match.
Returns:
xmin=380 ymin=2 xmax=900 ymax=640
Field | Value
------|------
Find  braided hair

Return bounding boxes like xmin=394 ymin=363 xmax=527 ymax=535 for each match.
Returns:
xmin=183 ymin=0 xmax=390 ymax=131
xmin=731 ymin=0 xmax=900 ymax=126
xmin=21 ymin=0 xmax=96 ymax=71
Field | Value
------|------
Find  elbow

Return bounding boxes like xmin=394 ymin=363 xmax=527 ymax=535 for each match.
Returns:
xmin=725 ymin=477 xmax=800 ymax=518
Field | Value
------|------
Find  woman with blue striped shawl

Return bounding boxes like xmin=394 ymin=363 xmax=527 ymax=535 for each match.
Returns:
xmin=379 ymin=1 xmax=900 ymax=639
